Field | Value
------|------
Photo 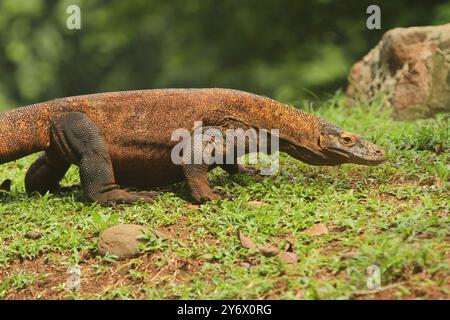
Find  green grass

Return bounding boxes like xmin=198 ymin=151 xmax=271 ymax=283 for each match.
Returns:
xmin=0 ymin=97 xmax=448 ymax=299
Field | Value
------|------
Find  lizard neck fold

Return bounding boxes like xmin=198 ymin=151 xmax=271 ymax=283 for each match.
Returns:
xmin=217 ymin=92 xmax=326 ymax=161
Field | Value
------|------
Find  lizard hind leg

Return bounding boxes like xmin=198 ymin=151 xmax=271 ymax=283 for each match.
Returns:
xmin=50 ymin=112 xmax=155 ymax=206
xmin=25 ymin=152 xmax=70 ymax=195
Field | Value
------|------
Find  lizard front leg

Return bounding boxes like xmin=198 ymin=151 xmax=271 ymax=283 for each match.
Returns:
xmin=180 ymin=125 xmax=236 ymax=203
xmin=182 ymin=164 xmax=219 ymax=203
xmin=50 ymin=112 xmax=155 ymax=206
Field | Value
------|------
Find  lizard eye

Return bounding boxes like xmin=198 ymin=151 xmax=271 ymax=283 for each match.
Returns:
xmin=339 ymin=133 xmax=356 ymax=146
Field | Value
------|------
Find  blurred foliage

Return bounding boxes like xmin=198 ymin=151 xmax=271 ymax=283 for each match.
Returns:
xmin=1 ymin=0 xmax=450 ymax=110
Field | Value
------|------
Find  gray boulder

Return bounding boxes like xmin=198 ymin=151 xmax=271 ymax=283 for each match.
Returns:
xmin=347 ymin=23 xmax=450 ymax=119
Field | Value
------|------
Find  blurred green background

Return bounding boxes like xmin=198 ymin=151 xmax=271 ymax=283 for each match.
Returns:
xmin=1 ymin=0 xmax=450 ymax=110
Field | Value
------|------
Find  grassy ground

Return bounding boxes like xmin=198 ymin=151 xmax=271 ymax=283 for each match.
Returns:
xmin=0 ymin=98 xmax=448 ymax=300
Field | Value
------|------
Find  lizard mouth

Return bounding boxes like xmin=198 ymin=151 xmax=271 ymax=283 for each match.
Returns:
xmin=351 ymin=155 xmax=387 ymax=165
xmin=328 ymin=146 xmax=386 ymax=166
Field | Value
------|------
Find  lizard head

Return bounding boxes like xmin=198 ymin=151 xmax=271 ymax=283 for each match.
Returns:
xmin=281 ymin=120 xmax=386 ymax=166
xmin=316 ymin=122 xmax=386 ymax=166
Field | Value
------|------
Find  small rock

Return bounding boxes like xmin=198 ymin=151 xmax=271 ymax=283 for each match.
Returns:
xmin=240 ymin=262 xmax=251 ymax=269
xmin=346 ymin=23 xmax=450 ymax=119
xmin=25 ymin=231 xmax=41 ymax=240
xmin=98 ymin=224 xmax=148 ymax=259
xmin=434 ymin=144 xmax=443 ymax=154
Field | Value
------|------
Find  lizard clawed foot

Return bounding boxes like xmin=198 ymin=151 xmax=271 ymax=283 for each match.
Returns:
xmin=97 ymin=189 xmax=156 ymax=207
xmin=238 ymin=165 xmax=260 ymax=176
xmin=214 ymin=189 xmax=235 ymax=200
xmin=193 ymin=189 xmax=235 ymax=203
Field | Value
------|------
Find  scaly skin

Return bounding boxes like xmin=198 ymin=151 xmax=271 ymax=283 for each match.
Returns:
xmin=0 ymin=89 xmax=386 ymax=206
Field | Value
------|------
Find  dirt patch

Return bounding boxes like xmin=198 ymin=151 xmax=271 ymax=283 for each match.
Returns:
xmin=0 ymin=219 xmax=210 ymax=300
xmin=0 ymin=250 xmax=204 ymax=299
xmin=354 ymin=271 xmax=450 ymax=300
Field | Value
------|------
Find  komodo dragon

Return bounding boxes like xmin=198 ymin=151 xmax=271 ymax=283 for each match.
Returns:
xmin=0 ymin=88 xmax=386 ymax=206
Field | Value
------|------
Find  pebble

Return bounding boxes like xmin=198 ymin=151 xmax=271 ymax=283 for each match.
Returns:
xmin=98 ymin=224 xmax=148 ymax=259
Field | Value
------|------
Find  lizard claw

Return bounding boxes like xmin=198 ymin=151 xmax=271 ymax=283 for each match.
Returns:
xmin=239 ymin=165 xmax=260 ymax=176
xmin=97 ymin=189 xmax=156 ymax=207
xmin=214 ymin=189 xmax=235 ymax=200
xmin=199 ymin=195 xmax=217 ymax=203
xmin=132 ymin=190 xmax=159 ymax=197
xmin=195 ymin=190 xmax=235 ymax=203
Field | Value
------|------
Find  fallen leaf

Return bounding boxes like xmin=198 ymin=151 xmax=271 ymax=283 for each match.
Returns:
xmin=258 ymin=245 xmax=279 ymax=257
xmin=280 ymin=251 xmax=298 ymax=264
xmin=284 ymin=241 xmax=294 ymax=252
xmin=240 ymin=262 xmax=251 ymax=269
xmin=238 ymin=231 xmax=257 ymax=249
xmin=306 ymin=223 xmax=329 ymax=236
xmin=186 ymin=204 xmax=200 ymax=209
xmin=239 ymin=233 xmax=299 ymax=264
xmin=247 ymin=200 xmax=266 ymax=207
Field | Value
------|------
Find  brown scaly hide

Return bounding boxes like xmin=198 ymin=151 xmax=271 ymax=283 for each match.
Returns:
xmin=0 ymin=89 xmax=324 ymax=187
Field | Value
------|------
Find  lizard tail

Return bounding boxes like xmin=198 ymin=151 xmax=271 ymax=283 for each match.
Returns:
xmin=0 ymin=103 xmax=51 ymax=164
